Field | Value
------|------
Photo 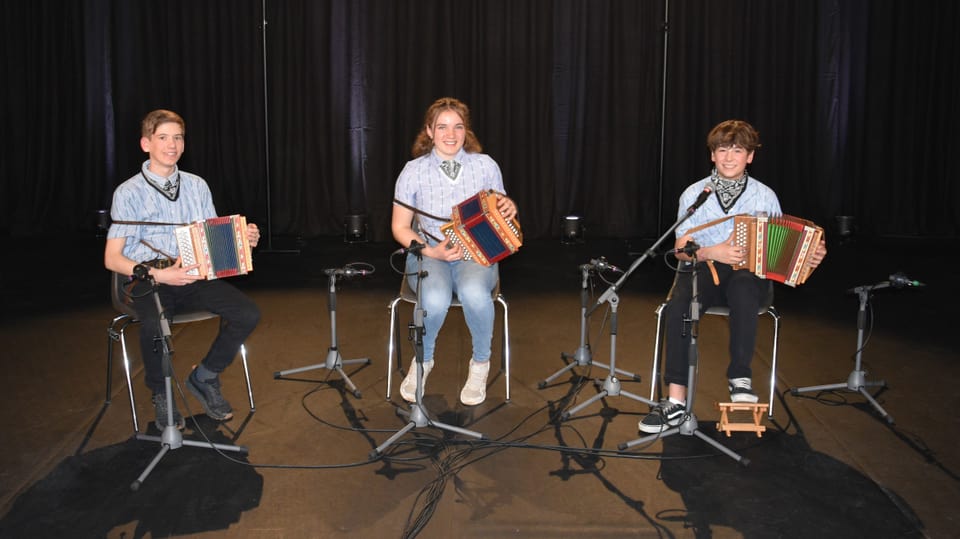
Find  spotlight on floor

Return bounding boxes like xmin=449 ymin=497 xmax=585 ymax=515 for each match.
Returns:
xmin=561 ymin=215 xmax=584 ymax=244
xmin=344 ymin=214 xmax=368 ymax=243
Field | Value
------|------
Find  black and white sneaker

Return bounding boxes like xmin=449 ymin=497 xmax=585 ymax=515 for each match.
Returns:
xmin=638 ymin=399 xmax=685 ymax=433
xmin=728 ymin=377 xmax=759 ymax=403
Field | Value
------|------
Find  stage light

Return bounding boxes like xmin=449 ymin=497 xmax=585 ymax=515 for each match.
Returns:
xmin=344 ymin=214 xmax=368 ymax=243
xmin=561 ymin=215 xmax=584 ymax=244
xmin=835 ymin=215 xmax=855 ymax=245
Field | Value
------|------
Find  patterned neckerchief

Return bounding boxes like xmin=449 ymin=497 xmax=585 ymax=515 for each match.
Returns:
xmin=439 ymin=159 xmax=462 ymax=180
xmin=711 ymin=167 xmax=748 ymax=213
xmin=141 ymin=170 xmax=181 ymax=201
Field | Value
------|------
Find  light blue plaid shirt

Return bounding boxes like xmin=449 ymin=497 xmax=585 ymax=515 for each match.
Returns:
xmin=394 ymin=148 xmax=505 ymax=241
xmin=107 ymin=161 xmax=217 ymax=262
xmin=676 ymin=176 xmax=782 ymax=248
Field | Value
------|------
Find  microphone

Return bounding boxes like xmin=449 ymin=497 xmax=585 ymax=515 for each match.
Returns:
xmin=669 ymin=241 xmax=701 ymax=257
xmin=889 ymin=272 xmax=924 ymax=288
xmin=324 ymin=267 xmax=369 ymax=277
xmin=132 ymin=263 xmax=152 ymax=282
xmin=394 ymin=240 xmax=426 ymax=256
xmin=585 ymin=257 xmax=623 ymax=273
xmin=685 ymin=182 xmax=715 ymax=214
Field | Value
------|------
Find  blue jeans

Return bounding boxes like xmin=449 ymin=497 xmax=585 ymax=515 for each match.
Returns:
xmin=404 ymin=253 xmax=498 ymax=364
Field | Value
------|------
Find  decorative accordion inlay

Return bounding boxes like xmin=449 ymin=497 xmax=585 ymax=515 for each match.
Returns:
xmin=174 ymin=215 xmax=253 ymax=280
xmin=731 ymin=213 xmax=822 ymax=287
xmin=439 ymin=190 xmax=523 ymax=266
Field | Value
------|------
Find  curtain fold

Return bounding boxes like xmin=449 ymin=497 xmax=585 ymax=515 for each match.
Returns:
xmin=1 ymin=1 xmax=957 ymax=239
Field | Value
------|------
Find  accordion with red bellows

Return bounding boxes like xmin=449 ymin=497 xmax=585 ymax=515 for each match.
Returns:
xmin=440 ymin=190 xmax=522 ymax=266
xmin=732 ymin=213 xmax=823 ymax=287
xmin=174 ymin=215 xmax=253 ymax=280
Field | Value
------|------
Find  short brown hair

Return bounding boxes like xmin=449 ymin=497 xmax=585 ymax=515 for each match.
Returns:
xmin=141 ymin=109 xmax=185 ymax=138
xmin=706 ymin=120 xmax=761 ymax=152
xmin=411 ymin=97 xmax=483 ymax=158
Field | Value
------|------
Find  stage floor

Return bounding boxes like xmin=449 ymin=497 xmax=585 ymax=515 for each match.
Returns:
xmin=0 ymin=235 xmax=956 ymax=538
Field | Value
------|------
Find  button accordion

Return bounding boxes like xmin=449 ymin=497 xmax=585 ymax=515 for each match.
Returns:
xmin=440 ymin=190 xmax=522 ymax=266
xmin=174 ymin=215 xmax=253 ymax=280
xmin=732 ymin=213 xmax=823 ymax=287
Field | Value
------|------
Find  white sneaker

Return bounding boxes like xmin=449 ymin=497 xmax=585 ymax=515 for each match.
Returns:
xmin=459 ymin=359 xmax=490 ymax=406
xmin=400 ymin=358 xmax=433 ymax=402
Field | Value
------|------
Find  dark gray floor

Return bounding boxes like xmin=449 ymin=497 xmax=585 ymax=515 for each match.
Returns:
xmin=0 ymin=234 xmax=956 ymax=538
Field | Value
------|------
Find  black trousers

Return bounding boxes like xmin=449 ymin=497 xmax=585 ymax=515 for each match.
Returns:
xmin=662 ymin=262 xmax=767 ymax=387
xmin=129 ymin=279 xmax=260 ymax=394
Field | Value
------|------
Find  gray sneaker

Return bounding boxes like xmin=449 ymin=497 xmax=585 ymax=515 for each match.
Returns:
xmin=186 ymin=369 xmax=234 ymax=421
xmin=152 ymin=391 xmax=185 ymax=430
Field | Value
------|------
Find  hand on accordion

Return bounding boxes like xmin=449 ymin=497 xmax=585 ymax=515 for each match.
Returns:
xmin=246 ymin=223 xmax=261 ymax=248
xmin=430 ymin=236 xmax=464 ymax=262
xmin=495 ymin=193 xmax=518 ymax=221
xmin=153 ymin=257 xmax=203 ymax=287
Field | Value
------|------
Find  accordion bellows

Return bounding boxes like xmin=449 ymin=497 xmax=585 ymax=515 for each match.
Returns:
xmin=174 ymin=215 xmax=253 ymax=280
xmin=732 ymin=214 xmax=823 ymax=287
xmin=440 ymin=190 xmax=523 ymax=266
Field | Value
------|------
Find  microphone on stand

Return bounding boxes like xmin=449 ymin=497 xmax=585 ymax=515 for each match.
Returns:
xmin=324 ymin=267 xmax=370 ymax=277
xmin=668 ymin=241 xmax=701 ymax=257
xmin=394 ymin=240 xmax=426 ymax=256
xmin=889 ymin=272 xmax=925 ymax=288
xmin=132 ymin=263 xmax=153 ymax=282
xmin=580 ymin=257 xmax=623 ymax=273
xmin=684 ymin=182 xmax=715 ymax=215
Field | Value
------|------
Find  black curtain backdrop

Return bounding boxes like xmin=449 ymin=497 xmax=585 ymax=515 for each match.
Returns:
xmin=2 ymin=0 xmax=958 ymax=241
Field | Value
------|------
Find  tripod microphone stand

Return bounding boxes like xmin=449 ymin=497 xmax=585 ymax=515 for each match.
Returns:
xmin=371 ymin=244 xmax=485 ymax=458
xmin=274 ymin=266 xmax=372 ymax=398
xmin=790 ymin=278 xmax=908 ymax=424
xmin=131 ymin=270 xmax=248 ymax=491
xmin=559 ymin=185 xmax=716 ymax=422
xmin=539 ymin=259 xmax=641 ymax=389
xmin=618 ymin=252 xmax=749 ymax=464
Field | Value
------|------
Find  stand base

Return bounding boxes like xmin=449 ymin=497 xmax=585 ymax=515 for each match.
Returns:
xmin=791 ymin=370 xmax=893 ymax=424
xmin=131 ymin=427 xmax=248 ymax=491
xmin=274 ymin=347 xmax=371 ymax=398
xmin=369 ymin=403 xmax=485 ymax=459
xmin=539 ymin=347 xmax=641 ymax=389
xmin=618 ymin=413 xmax=750 ymax=466
xmin=560 ymin=375 xmax=656 ymax=421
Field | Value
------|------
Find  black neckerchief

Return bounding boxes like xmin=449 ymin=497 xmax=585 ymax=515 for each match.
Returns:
xmin=711 ymin=168 xmax=748 ymax=213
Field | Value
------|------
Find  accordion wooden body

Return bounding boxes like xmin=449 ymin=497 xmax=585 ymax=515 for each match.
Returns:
xmin=174 ymin=215 xmax=253 ymax=280
xmin=439 ymin=190 xmax=523 ymax=266
xmin=732 ymin=213 xmax=823 ymax=287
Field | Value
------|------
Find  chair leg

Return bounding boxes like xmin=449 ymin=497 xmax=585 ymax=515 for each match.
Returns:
xmin=386 ymin=297 xmax=403 ymax=399
xmin=239 ymin=343 xmax=255 ymax=412
xmin=497 ymin=295 xmax=510 ymax=402
xmin=650 ymin=303 xmax=667 ymax=401
xmin=118 ymin=323 xmax=141 ymax=434
xmin=767 ymin=307 xmax=781 ymax=419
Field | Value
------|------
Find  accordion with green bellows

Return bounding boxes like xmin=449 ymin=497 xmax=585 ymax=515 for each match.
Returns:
xmin=732 ymin=213 xmax=823 ymax=287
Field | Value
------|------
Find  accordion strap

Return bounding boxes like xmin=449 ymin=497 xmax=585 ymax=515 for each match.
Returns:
xmin=685 ymin=214 xmax=735 ymax=236
xmin=111 ymin=219 xmax=189 ymax=226
xmin=393 ymin=190 xmax=511 ymax=245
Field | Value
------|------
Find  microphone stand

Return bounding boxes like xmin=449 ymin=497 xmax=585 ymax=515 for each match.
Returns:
xmin=790 ymin=281 xmax=894 ymax=424
xmin=273 ymin=267 xmax=372 ymax=398
xmin=559 ymin=205 xmax=701 ymax=421
xmin=371 ymin=244 xmax=484 ymax=458
xmin=617 ymin=251 xmax=749 ymax=465
xmin=131 ymin=274 xmax=248 ymax=491
xmin=538 ymin=261 xmax=641 ymax=389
